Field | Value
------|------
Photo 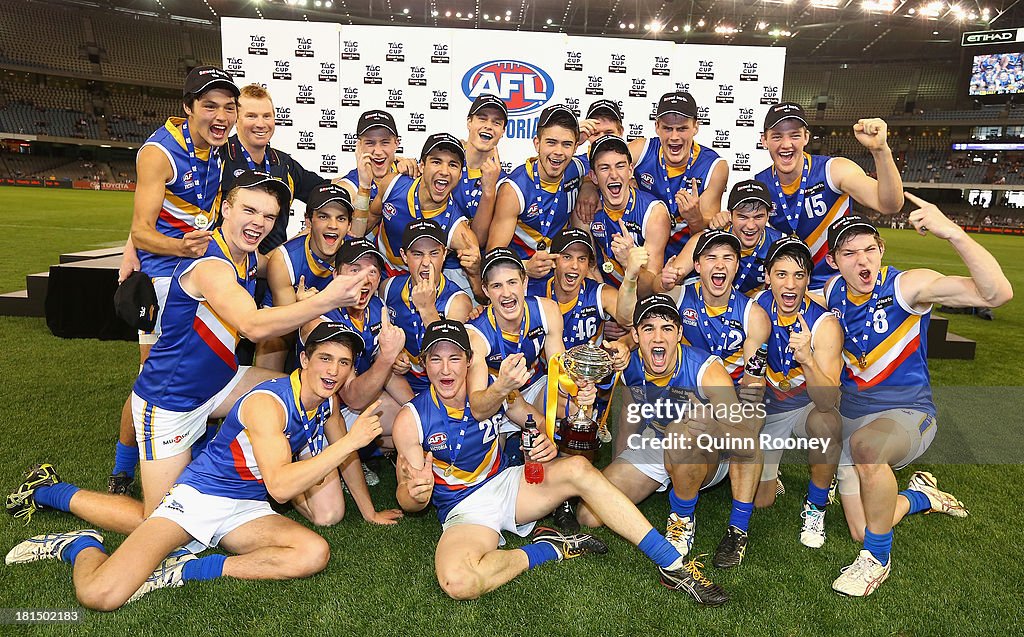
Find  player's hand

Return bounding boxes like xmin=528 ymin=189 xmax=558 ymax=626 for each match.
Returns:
xmin=610 ymin=218 xmax=637 ymax=267
xmin=788 ymin=313 xmax=814 ymax=366
xmin=348 ymin=399 xmax=384 ymax=448
xmin=660 ymin=263 xmax=684 ymax=291
xmin=577 ymin=118 xmax=600 ymax=144
xmin=625 ymin=245 xmax=649 ymax=280
xmin=410 ymin=262 xmax=438 ymax=311
xmin=525 ymin=429 xmax=558 ymax=463
xmin=709 ymin=210 xmax=731 ymax=230
xmin=399 ymin=452 xmax=434 ymax=505
xmin=117 ymin=250 xmax=141 ymax=284
xmin=396 ymin=156 xmax=421 ymax=178
xmin=574 ymin=379 xmax=597 ymax=409
xmin=295 ymin=276 xmax=319 ymax=302
xmin=674 ymin=179 xmax=701 ymax=227
xmin=365 ymin=508 xmax=404 ymax=525
xmin=467 ymin=303 xmax=487 ymax=321
xmin=180 ymin=230 xmax=214 ymax=258
xmin=357 ymin=152 xmax=376 ymax=189
xmin=325 ymin=271 xmax=372 ymax=307
xmin=377 ymin=312 xmax=406 ymax=362
xmin=905 ymin=192 xmax=964 ymax=241
xmin=602 ymin=321 xmax=629 ymax=341
xmin=525 ymin=250 xmax=557 ymax=279
xmin=392 ymin=351 xmax=412 ymax=376
xmin=480 ymin=150 xmax=501 ymax=192
xmin=573 ymin=182 xmax=600 ymax=224
xmin=496 ymin=353 xmax=531 ymax=393
xmin=601 ymin=339 xmax=630 ymax=372
xmin=738 ymin=378 xmax=766 ymax=405
xmin=853 ymin=118 xmax=889 ymax=152
xmin=680 ymin=402 xmax=716 ymax=439
xmin=458 ymin=248 xmax=481 ymax=276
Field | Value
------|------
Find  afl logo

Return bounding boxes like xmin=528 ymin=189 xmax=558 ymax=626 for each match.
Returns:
xmin=524 ymin=202 xmax=542 ymax=219
xmin=427 ymin=432 xmax=448 ymax=450
xmin=591 ymin=221 xmax=606 ymax=237
xmin=682 ymin=308 xmax=699 ymax=324
xmin=461 ymin=60 xmax=555 ymax=115
xmin=382 ymin=203 xmax=397 ymax=220
xmin=639 ymin=173 xmax=654 ymax=188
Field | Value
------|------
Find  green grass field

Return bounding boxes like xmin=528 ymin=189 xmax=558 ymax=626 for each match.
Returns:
xmin=0 ymin=185 xmax=1022 ymax=636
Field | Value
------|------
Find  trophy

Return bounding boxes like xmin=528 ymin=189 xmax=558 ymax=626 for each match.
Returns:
xmin=557 ymin=342 xmax=614 ymax=461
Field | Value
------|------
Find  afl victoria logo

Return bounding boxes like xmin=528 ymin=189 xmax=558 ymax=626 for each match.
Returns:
xmin=461 ymin=60 xmax=555 ymax=115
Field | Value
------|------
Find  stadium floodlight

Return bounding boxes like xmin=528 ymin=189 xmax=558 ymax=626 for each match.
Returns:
xmin=810 ymin=0 xmax=841 ymax=7
xmin=697 ymin=18 xmax=705 ymax=26
xmin=683 ymin=24 xmax=691 ymax=31
xmin=862 ymin=0 xmax=895 ymax=11
xmin=650 ymin=22 xmax=663 ymax=32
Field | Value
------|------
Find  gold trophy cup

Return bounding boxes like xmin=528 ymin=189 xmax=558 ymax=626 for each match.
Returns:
xmin=557 ymin=343 xmax=614 ymax=461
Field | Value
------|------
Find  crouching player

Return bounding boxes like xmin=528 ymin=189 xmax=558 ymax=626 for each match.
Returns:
xmin=751 ymin=237 xmax=844 ymax=551
xmin=5 ymin=323 xmax=401 ymax=610
xmin=823 ymin=198 xmax=1011 ymax=596
xmin=393 ymin=319 xmax=727 ymax=605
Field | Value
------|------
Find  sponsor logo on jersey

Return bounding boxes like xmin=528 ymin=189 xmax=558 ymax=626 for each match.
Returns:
xmin=683 ymin=308 xmax=699 ymax=326
xmin=427 ymin=431 xmax=448 ymax=452
xmin=383 ymin=203 xmax=398 ymax=220
xmin=591 ymin=221 xmax=606 ymax=237
xmin=524 ymin=202 xmax=542 ymax=219
xmin=462 ymin=60 xmax=555 ymax=115
xmin=639 ymin=173 xmax=655 ymax=188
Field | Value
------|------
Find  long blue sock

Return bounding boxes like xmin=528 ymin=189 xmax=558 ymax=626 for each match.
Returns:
xmin=520 ymin=542 xmax=559 ymax=569
xmin=638 ymin=528 xmax=683 ymax=569
xmin=807 ymin=480 xmax=830 ymax=508
xmin=61 ymin=536 xmax=105 ymax=564
xmin=182 ymin=554 xmax=227 ymax=582
xmin=33 ymin=483 xmax=79 ymax=513
xmin=113 ymin=442 xmax=139 ymax=478
xmin=863 ymin=528 xmax=894 ymax=565
xmin=669 ymin=489 xmax=698 ymax=519
xmin=729 ymin=499 xmax=755 ymax=532
xmin=900 ymin=489 xmax=931 ymax=515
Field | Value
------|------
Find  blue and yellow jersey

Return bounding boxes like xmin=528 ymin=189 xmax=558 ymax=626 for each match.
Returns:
xmin=589 ymin=186 xmax=664 ymax=287
xmin=677 ymin=281 xmax=756 ymax=385
xmin=754 ymin=291 xmax=834 ymax=415
xmin=318 ymin=296 xmax=385 ymax=376
xmin=500 ymin=157 xmax=586 ymax=260
xmin=451 ymin=163 xmax=508 ymax=219
xmin=140 ymin=117 xmax=225 ymax=278
xmin=134 ymin=228 xmax=257 ymax=412
xmin=272 ymin=233 xmax=335 ymax=296
xmin=382 ymin=273 xmax=471 ymax=393
xmin=377 ymin=175 xmax=468 ymax=275
xmin=756 ymin=154 xmax=851 ymax=289
xmin=724 ymin=224 xmax=786 ymax=297
xmin=466 ymin=296 xmax=551 ymax=388
xmin=337 ymin=161 xmax=399 ymax=204
xmin=178 ymin=371 xmax=332 ymax=500
xmin=408 ymin=386 xmax=508 ymax=523
xmin=824 ymin=266 xmax=935 ymax=419
xmin=632 ymin=139 xmax=724 ymax=260
xmin=527 ymin=277 xmax=609 ymax=350
xmin=620 ymin=343 xmax=720 ymax=436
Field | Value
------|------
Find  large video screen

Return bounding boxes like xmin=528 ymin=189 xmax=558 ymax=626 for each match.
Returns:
xmin=970 ymin=52 xmax=1024 ymax=96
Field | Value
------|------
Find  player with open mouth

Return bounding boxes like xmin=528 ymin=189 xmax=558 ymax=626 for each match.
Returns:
xmin=456 ymin=94 xmax=508 ymax=247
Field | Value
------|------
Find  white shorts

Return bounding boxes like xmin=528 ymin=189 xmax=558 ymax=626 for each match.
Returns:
xmin=615 ymin=427 xmax=730 ymax=493
xmin=138 ymin=275 xmax=171 ymax=345
xmin=497 ymin=376 xmax=547 ymax=434
xmin=760 ymin=404 xmax=814 ymax=482
xmin=441 ymin=465 xmax=536 ymax=546
xmin=443 ymin=266 xmax=474 ymax=299
xmin=150 ymin=483 xmax=277 ymax=553
xmin=133 ymin=366 xmax=250 ymax=461
xmin=840 ymin=408 xmax=937 ymax=470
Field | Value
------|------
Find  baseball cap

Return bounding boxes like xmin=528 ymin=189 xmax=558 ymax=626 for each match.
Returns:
xmin=728 ymin=180 xmax=773 ymax=212
xmin=481 ymin=247 xmax=525 ymax=280
xmin=549 ymin=227 xmax=597 ymax=259
xmin=538 ymin=103 xmax=578 ymax=129
xmin=588 ymin=134 xmax=632 ymax=165
xmin=586 ymin=99 xmax=623 ymax=122
xmin=182 ymin=66 xmax=239 ymax=98
xmin=692 ymin=228 xmax=742 ymax=261
xmin=307 ymin=183 xmax=354 ymax=215
xmin=633 ymin=293 xmax=681 ymax=326
xmin=656 ymin=92 xmax=698 ymax=119
xmin=420 ymin=132 xmax=466 ymax=166
xmin=233 ymin=169 xmax=292 ymax=213
xmin=420 ymin=318 xmax=472 ymax=354
xmin=468 ymin=94 xmax=509 ymax=122
xmin=356 ymin=110 xmax=399 ymax=136
xmin=402 ymin=218 xmax=447 ymax=250
xmin=306 ymin=321 xmax=365 ymax=357
xmin=827 ymin=215 xmax=878 ymax=252
xmin=114 ymin=271 xmax=159 ymax=332
xmin=765 ymin=236 xmax=813 ymax=268
xmin=763 ymin=102 xmax=808 ymax=132
xmin=335 ymin=237 xmax=386 ymax=269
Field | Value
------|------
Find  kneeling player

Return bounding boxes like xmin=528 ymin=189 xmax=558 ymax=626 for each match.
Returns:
xmin=5 ymin=323 xmax=400 ymax=610
xmin=823 ymin=199 xmax=1011 ymax=596
xmin=393 ymin=319 xmax=727 ymax=605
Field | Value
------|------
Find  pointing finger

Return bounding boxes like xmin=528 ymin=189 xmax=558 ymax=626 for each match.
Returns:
xmin=903 ymin=191 xmax=928 ymax=207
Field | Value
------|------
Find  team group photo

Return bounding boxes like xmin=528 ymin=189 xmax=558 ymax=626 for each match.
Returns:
xmin=1 ymin=0 xmax=1022 ymax=634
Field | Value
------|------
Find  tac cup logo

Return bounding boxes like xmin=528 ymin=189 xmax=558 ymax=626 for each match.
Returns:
xmin=319 ymin=62 xmax=338 ymax=83
xmin=342 ymin=40 xmax=360 ymax=60
xmin=296 ymin=84 xmax=315 ymax=105
xmin=275 ymin=106 xmax=293 ymax=127
xmin=342 ymin=133 xmax=357 ymax=152
xmin=319 ymin=108 xmax=337 ymax=129
xmin=712 ymin=129 xmax=731 ymax=149
xmin=675 ymin=81 xmax=691 ymax=93
xmin=320 ymin=153 xmax=338 ymax=174
xmin=226 ymin=57 xmax=245 ymax=78
xmin=732 ymin=152 xmax=751 ymax=172
xmin=696 ymin=106 xmax=712 ymax=126
xmin=736 ymin=107 xmax=755 ymax=127
xmin=431 ymin=43 xmax=450 ymax=64
xmin=461 ymin=60 xmax=555 ymax=115
xmin=696 ymin=60 xmax=714 ymax=80
xmin=273 ymin=60 xmax=291 ymax=81
xmin=608 ymin=53 xmax=626 ymax=74
xmin=408 ymin=112 xmax=426 ymax=132
xmin=431 ymin=90 xmax=449 ymax=110
xmin=295 ymin=37 xmax=314 ymax=58
xmin=247 ymin=34 xmax=268 ymax=56
xmin=761 ymin=85 xmax=780 ymax=105
xmin=629 ymin=78 xmax=647 ymax=98
xmin=585 ymin=75 xmax=604 ymax=96
xmin=716 ymin=84 xmax=735 ymax=104
xmin=648 ymin=101 xmax=658 ymax=121
xmin=364 ymin=64 xmax=382 ymax=85
xmin=564 ymin=97 xmax=581 ymax=117
xmin=740 ymin=61 xmax=759 ymax=82
xmin=408 ymin=66 xmax=427 ymax=87
xmin=564 ymin=50 xmax=583 ymax=72
xmin=386 ymin=89 xmax=405 ymax=109
xmin=627 ymin=123 xmax=644 ymax=141
xmin=652 ymin=56 xmax=670 ymax=77
xmin=297 ymin=130 xmax=315 ymax=151
xmin=387 ymin=42 xmax=405 ymax=62
xmin=342 ymin=87 xmax=359 ymax=107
